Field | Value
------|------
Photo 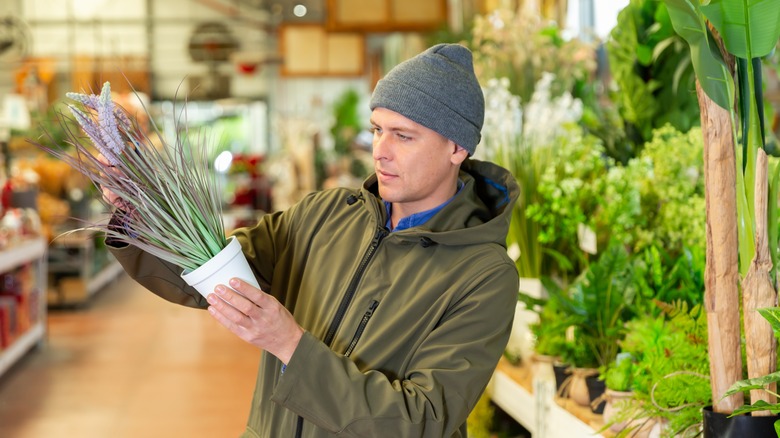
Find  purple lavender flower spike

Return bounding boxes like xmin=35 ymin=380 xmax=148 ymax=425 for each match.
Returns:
xmin=68 ymin=105 xmax=120 ymax=166
xmin=66 ymin=92 xmax=100 ymax=110
xmin=97 ymin=82 xmax=126 ymax=158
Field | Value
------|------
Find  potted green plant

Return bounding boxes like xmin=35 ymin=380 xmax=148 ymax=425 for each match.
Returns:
xmin=545 ymin=242 xmax=639 ymax=410
xmin=663 ymin=0 xmax=780 ymax=427
xmin=33 ymin=82 xmax=260 ymax=298
xmin=604 ymin=302 xmax=711 ymax=438
xmin=719 ymin=307 xmax=780 ymax=437
xmin=601 ymin=352 xmax=637 ymax=433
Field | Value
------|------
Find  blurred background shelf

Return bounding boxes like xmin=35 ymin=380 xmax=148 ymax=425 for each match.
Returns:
xmin=47 ymin=228 xmax=122 ymax=306
xmin=0 ymin=237 xmax=47 ymax=378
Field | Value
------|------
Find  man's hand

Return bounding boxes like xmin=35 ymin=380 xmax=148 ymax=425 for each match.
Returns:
xmin=97 ymin=154 xmax=131 ymax=210
xmin=207 ymin=278 xmax=304 ymax=365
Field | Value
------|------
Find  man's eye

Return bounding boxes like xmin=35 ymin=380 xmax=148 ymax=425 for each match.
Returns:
xmin=370 ymin=127 xmax=381 ymax=135
xmin=398 ymin=134 xmax=411 ymax=141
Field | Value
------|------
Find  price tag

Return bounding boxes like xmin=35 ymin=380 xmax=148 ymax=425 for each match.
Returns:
xmin=577 ymin=223 xmax=597 ymax=255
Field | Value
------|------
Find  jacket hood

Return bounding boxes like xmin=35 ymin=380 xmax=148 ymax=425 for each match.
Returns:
xmin=362 ymin=158 xmax=519 ymax=248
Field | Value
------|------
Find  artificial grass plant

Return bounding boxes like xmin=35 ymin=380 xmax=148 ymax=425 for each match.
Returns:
xmin=33 ymin=82 xmax=227 ymax=273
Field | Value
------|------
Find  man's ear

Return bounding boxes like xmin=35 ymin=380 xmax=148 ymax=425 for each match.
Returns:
xmin=450 ymin=142 xmax=469 ymax=165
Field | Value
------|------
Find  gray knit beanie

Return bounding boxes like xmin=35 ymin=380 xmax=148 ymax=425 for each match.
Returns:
xmin=369 ymin=43 xmax=484 ymax=155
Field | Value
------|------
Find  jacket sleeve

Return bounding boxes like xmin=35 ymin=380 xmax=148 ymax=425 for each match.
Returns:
xmin=270 ymin=262 xmax=519 ymax=438
xmin=106 ymin=202 xmax=301 ymax=308
xmin=108 ymin=243 xmax=208 ymax=308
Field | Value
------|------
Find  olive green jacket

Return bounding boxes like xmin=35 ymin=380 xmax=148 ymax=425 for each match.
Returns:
xmin=108 ymin=158 xmax=520 ymax=438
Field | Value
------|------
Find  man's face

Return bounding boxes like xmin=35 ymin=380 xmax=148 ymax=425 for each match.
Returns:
xmin=370 ymin=107 xmax=468 ymax=218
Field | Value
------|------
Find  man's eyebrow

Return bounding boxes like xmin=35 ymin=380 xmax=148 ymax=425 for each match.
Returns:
xmin=369 ymin=119 xmax=418 ymax=133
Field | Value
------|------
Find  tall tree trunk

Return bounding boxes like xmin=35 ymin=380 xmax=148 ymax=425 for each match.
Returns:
xmin=698 ymin=81 xmax=744 ymax=413
xmin=742 ymin=148 xmax=778 ymax=415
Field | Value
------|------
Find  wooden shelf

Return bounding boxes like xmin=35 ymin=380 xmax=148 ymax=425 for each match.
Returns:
xmin=488 ymin=358 xmax=608 ymax=438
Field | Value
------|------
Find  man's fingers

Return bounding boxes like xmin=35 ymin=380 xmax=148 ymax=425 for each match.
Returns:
xmin=212 ymin=283 xmax=262 ymax=319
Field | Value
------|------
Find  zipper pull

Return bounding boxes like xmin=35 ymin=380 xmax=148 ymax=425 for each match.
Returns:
xmin=364 ymin=300 xmax=379 ymax=318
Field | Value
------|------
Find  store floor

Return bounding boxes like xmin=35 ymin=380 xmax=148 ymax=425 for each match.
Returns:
xmin=0 ymin=273 xmax=261 ymax=438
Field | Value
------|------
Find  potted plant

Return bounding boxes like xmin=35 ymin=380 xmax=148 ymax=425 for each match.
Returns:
xmin=32 ymin=82 xmax=259 ymax=298
xmin=663 ymin=0 xmax=780 ymax=427
xmin=526 ymin=289 xmax=572 ymax=395
xmin=718 ymin=307 xmax=780 ymax=437
xmin=546 ymin=242 xmax=639 ymax=410
xmin=604 ymin=302 xmax=711 ymax=438
xmin=601 ymin=352 xmax=637 ymax=433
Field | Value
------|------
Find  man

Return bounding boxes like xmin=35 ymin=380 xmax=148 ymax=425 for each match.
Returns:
xmin=107 ymin=43 xmax=520 ymax=437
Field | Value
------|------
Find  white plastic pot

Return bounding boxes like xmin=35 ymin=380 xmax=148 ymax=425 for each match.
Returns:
xmin=181 ymin=236 xmax=260 ymax=298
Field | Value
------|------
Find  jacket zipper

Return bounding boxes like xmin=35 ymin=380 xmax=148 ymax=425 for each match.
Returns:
xmin=344 ymin=300 xmax=379 ymax=357
xmin=323 ymin=226 xmax=387 ymax=346
xmin=294 ymin=226 xmax=387 ymax=438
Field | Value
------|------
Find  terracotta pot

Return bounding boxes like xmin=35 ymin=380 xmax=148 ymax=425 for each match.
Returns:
xmin=569 ymin=367 xmax=599 ymax=407
xmin=603 ymin=389 xmax=634 ymax=433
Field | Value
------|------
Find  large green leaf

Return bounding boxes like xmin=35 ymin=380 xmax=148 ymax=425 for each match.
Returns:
xmin=724 ymin=371 xmax=780 ymax=396
xmin=664 ymin=0 xmax=735 ymax=109
xmin=758 ymin=307 xmax=780 ymax=336
xmin=701 ymin=0 xmax=780 ymax=59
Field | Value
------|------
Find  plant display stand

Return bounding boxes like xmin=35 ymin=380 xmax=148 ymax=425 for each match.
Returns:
xmin=487 ymin=358 xmax=609 ymax=438
xmin=0 ymin=238 xmax=47 ymax=378
xmin=47 ymin=229 xmax=123 ymax=305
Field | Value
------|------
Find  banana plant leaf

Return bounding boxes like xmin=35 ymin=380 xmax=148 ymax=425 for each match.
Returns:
xmin=663 ymin=0 xmax=735 ymax=110
xmin=701 ymin=0 xmax=780 ymax=59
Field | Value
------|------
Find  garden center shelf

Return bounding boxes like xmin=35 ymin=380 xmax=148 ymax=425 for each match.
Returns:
xmin=47 ymin=228 xmax=123 ymax=306
xmin=487 ymin=358 xmax=607 ymax=438
xmin=0 ymin=237 xmax=47 ymax=378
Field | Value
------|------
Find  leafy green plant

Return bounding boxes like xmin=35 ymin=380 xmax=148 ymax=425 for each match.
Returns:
xmin=466 ymin=392 xmax=494 ymax=438
xmin=629 ymin=125 xmax=705 ymax=256
xmin=605 ymin=302 xmax=710 ymax=437
xmin=723 ymin=307 xmax=780 ymax=425
xmin=528 ymin=285 xmax=570 ymax=359
xmin=32 ymin=82 xmax=227 ymax=272
xmin=549 ymin=243 xmax=639 ymax=369
xmin=631 ymin=244 xmax=706 ymax=316
xmin=606 ymin=0 xmax=700 ymax=154
xmin=664 ymin=0 xmax=780 ymax=414
xmin=603 ymin=352 xmax=636 ymax=392
xmin=525 ymin=125 xmax=614 ymax=278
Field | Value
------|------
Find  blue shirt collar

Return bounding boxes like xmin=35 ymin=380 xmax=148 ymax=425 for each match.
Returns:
xmin=384 ymin=180 xmax=463 ymax=232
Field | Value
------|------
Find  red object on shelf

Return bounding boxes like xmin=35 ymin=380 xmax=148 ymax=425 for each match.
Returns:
xmin=1 ymin=180 xmax=12 ymax=212
xmin=237 ymin=62 xmax=259 ymax=74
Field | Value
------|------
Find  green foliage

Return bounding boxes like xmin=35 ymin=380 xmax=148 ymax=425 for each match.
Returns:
xmin=630 ymin=125 xmax=706 ymax=255
xmin=614 ymin=302 xmax=711 ymax=437
xmin=525 ymin=126 xmax=607 ymax=276
xmin=607 ymin=0 xmax=700 ymax=154
xmin=526 ymin=123 xmax=705 ymax=282
xmin=466 ymin=392 xmax=494 ymax=438
xmin=724 ymin=308 xmax=780 ymax=419
xmin=567 ymin=243 xmax=638 ymax=368
xmin=528 ymin=283 xmax=570 ymax=358
xmin=548 ymin=243 xmax=639 ymax=369
xmin=330 ymin=89 xmax=362 ymax=157
xmin=603 ymin=352 xmax=636 ymax=391
xmin=631 ymin=245 xmax=705 ymax=315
